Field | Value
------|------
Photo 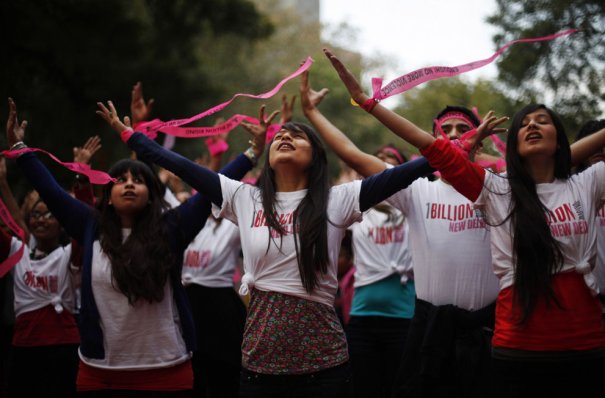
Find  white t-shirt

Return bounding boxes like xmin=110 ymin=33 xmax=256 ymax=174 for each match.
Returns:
xmin=387 ymin=178 xmax=499 ymax=310
xmin=11 ymin=238 xmax=77 ymax=316
xmin=212 ymin=175 xmax=362 ymax=307
xmin=182 ymin=216 xmax=241 ymax=288
xmin=80 ymin=231 xmax=190 ymax=370
xmin=475 ymin=162 xmax=605 ymax=294
xmin=163 ymin=187 xmax=181 ymax=209
xmin=595 ymin=204 xmax=605 ymax=295
xmin=349 ymin=206 xmax=413 ymax=287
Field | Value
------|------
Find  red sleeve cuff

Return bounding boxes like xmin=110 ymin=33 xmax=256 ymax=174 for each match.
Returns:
xmin=420 ymin=139 xmax=485 ymax=202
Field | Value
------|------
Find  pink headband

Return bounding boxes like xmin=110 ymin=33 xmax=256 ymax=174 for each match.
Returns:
xmin=437 ymin=112 xmax=477 ymax=128
xmin=433 ymin=112 xmax=477 ymax=138
xmin=380 ymin=147 xmax=405 ymax=164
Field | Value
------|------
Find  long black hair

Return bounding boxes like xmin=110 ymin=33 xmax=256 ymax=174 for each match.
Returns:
xmin=257 ymin=122 xmax=330 ymax=293
xmin=98 ymin=159 xmax=174 ymax=305
xmin=505 ymin=104 xmax=571 ymax=324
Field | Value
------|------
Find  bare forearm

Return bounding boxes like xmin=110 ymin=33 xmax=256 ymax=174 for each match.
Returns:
xmin=304 ymin=108 xmax=385 ymax=176
xmin=571 ymin=128 xmax=605 ymax=166
xmin=369 ymin=103 xmax=435 ymax=150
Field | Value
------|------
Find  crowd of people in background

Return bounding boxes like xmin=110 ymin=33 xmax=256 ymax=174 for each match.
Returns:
xmin=0 ymin=48 xmax=604 ymax=398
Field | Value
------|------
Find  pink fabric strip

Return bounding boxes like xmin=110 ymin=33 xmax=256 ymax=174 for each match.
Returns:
xmin=2 ymin=148 xmax=116 ymax=185
xmin=0 ymin=198 xmax=26 ymax=277
xmin=477 ymin=158 xmax=506 ymax=172
xmin=433 ymin=119 xmax=448 ymax=139
xmin=380 ymin=147 xmax=405 ymax=164
xmin=144 ymin=57 xmax=313 ymax=134
xmin=205 ymin=138 xmax=229 ymax=157
xmin=135 ymin=114 xmax=281 ymax=141
xmin=371 ymin=29 xmax=578 ymax=101
xmin=436 ymin=113 xmax=477 ymax=131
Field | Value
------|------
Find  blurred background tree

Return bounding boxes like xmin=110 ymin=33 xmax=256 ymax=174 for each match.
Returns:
xmin=2 ymin=0 xmax=599 ymax=201
xmin=1 ymin=0 xmax=273 ymax=197
xmin=487 ymin=0 xmax=605 ymax=134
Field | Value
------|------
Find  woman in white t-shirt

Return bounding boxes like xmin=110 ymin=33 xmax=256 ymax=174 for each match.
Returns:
xmin=0 ymin=133 xmax=102 ymax=398
xmin=182 ymin=193 xmax=246 ymax=398
xmin=0 ymin=198 xmax=79 ymax=398
xmin=300 ymin=70 xmax=417 ymax=398
xmin=104 ymin=101 xmax=435 ymax=397
xmin=325 ymin=48 xmax=605 ymax=398
xmin=9 ymin=97 xmax=260 ymax=397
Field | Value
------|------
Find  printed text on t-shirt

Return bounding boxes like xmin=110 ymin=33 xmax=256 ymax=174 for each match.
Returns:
xmin=545 ymin=201 xmax=588 ymax=237
xmin=425 ymin=202 xmax=486 ymax=233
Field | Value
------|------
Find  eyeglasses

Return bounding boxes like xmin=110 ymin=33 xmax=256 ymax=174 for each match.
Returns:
xmin=29 ymin=211 xmax=55 ymax=220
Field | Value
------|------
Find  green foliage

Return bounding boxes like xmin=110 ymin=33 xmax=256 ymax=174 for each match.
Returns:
xmin=1 ymin=0 xmax=272 ymax=199
xmin=193 ymin=3 xmax=397 ymax=181
xmin=487 ymin=0 xmax=605 ymax=133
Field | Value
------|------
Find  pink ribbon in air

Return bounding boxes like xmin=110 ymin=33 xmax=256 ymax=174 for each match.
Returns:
xmin=142 ymin=57 xmax=314 ymax=135
xmin=370 ymin=29 xmax=578 ymax=101
xmin=2 ymin=147 xmax=115 ymax=185
xmin=0 ymin=198 xmax=26 ymax=277
xmin=136 ymin=115 xmax=281 ymax=142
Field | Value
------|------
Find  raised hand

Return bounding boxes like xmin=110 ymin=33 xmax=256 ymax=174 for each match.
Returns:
xmin=323 ymin=48 xmax=368 ymax=105
xmin=468 ymin=111 xmax=509 ymax=161
xmin=300 ymin=70 xmax=329 ymax=114
xmin=130 ymin=82 xmax=155 ymax=124
xmin=73 ymin=135 xmax=102 ymax=165
xmin=96 ymin=101 xmax=131 ymax=134
xmin=279 ymin=94 xmax=297 ymax=125
xmin=6 ymin=98 xmax=28 ymax=148
xmin=240 ymin=105 xmax=279 ymax=158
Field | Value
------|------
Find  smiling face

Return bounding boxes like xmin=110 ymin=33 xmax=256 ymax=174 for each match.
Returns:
xmin=516 ymin=109 xmax=559 ymax=160
xmin=269 ymin=126 xmax=313 ymax=171
xmin=109 ymin=170 xmax=150 ymax=217
xmin=28 ymin=201 xmax=61 ymax=243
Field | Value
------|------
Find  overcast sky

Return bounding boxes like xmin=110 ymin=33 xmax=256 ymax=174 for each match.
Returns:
xmin=320 ymin=0 xmax=499 ymax=82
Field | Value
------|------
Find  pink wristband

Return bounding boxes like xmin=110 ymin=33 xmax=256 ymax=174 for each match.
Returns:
xmin=361 ymin=98 xmax=379 ymax=113
xmin=120 ymin=128 xmax=135 ymax=143
xmin=205 ymin=138 xmax=229 ymax=157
